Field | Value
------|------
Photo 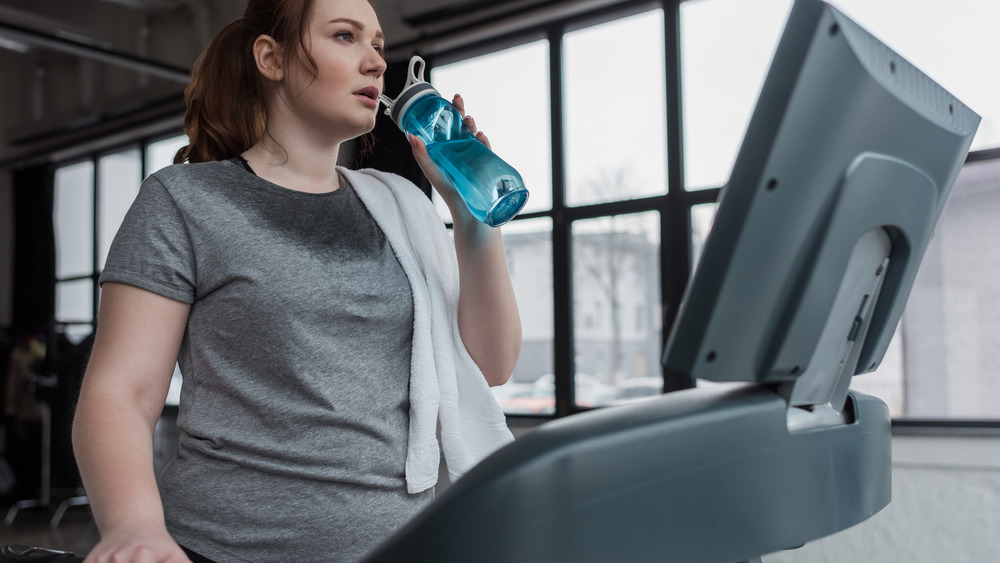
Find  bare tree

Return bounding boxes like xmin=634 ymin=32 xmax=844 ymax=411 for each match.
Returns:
xmin=573 ymin=168 xmax=639 ymax=384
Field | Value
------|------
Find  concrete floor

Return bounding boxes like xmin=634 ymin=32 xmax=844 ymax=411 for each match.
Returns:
xmin=0 ymin=499 xmax=99 ymax=559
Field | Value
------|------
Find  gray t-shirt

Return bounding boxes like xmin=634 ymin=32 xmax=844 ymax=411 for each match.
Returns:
xmin=100 ymin=160 xmax=433 ymax=562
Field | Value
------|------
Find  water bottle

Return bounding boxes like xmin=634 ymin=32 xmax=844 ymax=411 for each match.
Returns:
xmin=379 ymin=56 xmax=529 ymax=227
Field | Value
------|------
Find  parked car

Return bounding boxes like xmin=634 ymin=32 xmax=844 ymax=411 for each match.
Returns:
xmin=490 ymin=381 xmax=552 ymax=415
xmin=535 ymin=373 xmax=619 ymax=406
xmin=494 ymin=374 xmax=663 ymax=414
xmin=610 ymin=376 xmax=664 ymax=405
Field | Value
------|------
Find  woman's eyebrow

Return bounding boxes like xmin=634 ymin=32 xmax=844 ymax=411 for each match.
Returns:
xmin=328 ymin=17 xmax=385 ymax=39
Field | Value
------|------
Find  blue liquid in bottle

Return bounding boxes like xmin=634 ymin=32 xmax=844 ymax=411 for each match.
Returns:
xmin=426 ymin=140 xmax=528 ymax=224
xmin=385 ymin=57 xmax=529 ymax=227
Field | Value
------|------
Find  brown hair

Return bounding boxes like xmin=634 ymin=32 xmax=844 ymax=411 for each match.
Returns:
xmin=174 ymin=0 xmax=319 ymax=164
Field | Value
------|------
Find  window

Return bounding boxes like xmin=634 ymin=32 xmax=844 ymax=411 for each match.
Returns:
xmin=54 ymin=160 xmax=97 ymax=345
xmin=493 ymin=218 xmax=556 ymax=415
xmin=98 ymin=148 xmax=142 ymax=269
xmin=433 ymin=6 xmax=671 ymax=416
xmin=689 ymin=202 xmax=717 ymax=272
xmin=564 ymin=10 xmax=667 ymax=205
xmin=54 ymin=162 xmax=95 ymax=281
xmin=573 ymin=212 xmax=662 ymax=408
xmin=434 ymin=0 xmax=999 ymax=423
xmin=680 ymin=0 xmax=791 ymax=192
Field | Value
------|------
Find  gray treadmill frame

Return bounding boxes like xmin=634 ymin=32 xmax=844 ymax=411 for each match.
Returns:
xmin=364 ymin=386 xmax=890 ymax=563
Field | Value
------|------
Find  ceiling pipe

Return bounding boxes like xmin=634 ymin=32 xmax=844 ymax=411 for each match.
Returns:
xmin=0 ymin=20 xmax=190 ymax=83
xmin=0 ymin=35 xmax=29 ymax=53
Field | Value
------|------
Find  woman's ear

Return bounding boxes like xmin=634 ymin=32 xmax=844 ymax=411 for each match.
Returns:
xmin=252 ymin=34 xmax=284 ymax=82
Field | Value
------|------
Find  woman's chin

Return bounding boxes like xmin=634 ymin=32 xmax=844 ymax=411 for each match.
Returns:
xmin=345 ymin=116 xmax=378 ymax=139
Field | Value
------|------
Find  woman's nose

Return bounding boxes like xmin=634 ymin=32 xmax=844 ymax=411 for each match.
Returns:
xmin=365 ymin=50 xmax=387 ymax=77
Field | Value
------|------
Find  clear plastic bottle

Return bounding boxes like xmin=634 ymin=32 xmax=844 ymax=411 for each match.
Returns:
xmin=380 ymin=56 xmax=529 ymax=227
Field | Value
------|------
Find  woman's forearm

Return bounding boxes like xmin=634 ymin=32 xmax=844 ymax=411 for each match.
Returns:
xmin=72 ymin=285 xmax=193 ymax=560
xmin=450 ymin=209 xmax=523 ymax=386
xmin=406 ymin=119 xmax=523 ymax=386
xmin=73 ymin=382 xmax=168 ymax=534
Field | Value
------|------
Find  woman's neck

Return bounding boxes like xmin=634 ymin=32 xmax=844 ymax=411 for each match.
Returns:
xmin=242 ymin=131 xmax=343 ymax=194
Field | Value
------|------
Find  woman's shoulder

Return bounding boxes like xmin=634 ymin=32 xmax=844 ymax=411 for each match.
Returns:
xmin=147 ymin=159 xmax=238 ymax=186
xmin=141 ymin=160 xmax=243 ymax=206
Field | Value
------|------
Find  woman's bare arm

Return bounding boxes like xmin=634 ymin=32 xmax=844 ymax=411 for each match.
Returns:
xmin=407 ymin=94 xmax=523 ymax=386
xmin=73 ymin=282 xmax=193 ymax=562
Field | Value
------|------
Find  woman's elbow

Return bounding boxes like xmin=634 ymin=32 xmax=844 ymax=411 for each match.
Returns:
xmin=485 ymin=369 xmax=513 ymax=388
xmin=484 ymin=326 xmax=522 ymax=387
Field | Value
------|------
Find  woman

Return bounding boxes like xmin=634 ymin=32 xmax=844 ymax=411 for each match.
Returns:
xmin=71 ymin=0 xmax=522 ymax=561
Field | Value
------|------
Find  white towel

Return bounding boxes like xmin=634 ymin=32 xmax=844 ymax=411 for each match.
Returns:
xmin=341 ymin=167 xmax=516 ymax=494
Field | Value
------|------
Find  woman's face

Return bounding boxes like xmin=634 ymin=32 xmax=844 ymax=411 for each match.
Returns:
xmin=282 ymin=0 xmax=386 ymax=140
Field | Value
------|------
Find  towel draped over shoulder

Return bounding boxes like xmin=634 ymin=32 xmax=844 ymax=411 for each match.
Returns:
xmin=341 ymin=167 xmax=515 ymax=493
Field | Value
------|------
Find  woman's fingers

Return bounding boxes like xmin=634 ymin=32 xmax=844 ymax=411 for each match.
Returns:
xmin=463 ymin=114 xmax=477 ymax=135
xmin=453 ymin=95 xmax=492 ymax=149
xmin=476 ymin=130 xmax=491 ymax=150
xmin=452 ymin=93 xmax=466 ymax=116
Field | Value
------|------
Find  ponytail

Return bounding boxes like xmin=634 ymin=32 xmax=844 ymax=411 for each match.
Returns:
xmin=174 ymin=19 xmax=265 ymax=164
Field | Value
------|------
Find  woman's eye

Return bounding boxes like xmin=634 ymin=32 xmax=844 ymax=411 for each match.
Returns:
xmin=334 ymin=31 xmax=353 ymax=42
xmin=373 ymin=44 xmax=384 ymax=54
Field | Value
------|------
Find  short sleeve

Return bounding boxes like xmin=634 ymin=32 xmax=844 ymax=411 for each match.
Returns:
xmin=99 ymin=174 xmax=197 ymax=303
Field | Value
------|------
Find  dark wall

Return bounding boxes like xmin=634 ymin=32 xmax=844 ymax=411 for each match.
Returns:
xmin=11 ymin=164 xmax=55 ymax=332
xmin=2 ymin=163 xmax=79 ymax=498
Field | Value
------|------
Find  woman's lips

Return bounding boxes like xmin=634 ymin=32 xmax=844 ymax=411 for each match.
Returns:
xmin=354 ymin=87 xmax=380 ymax=109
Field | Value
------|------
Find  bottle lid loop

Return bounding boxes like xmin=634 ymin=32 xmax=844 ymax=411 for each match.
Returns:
xmin=381 ymin=55 xmax=441 ymax=127
xmin=407 ymin=56 xmax=427 ymax=86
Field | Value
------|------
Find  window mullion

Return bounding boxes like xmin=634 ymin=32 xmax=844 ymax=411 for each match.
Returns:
xmin=548 ymin=24 xmax=576 ymax=416
xmin=661 ymin=0 xmax=695 ymax=392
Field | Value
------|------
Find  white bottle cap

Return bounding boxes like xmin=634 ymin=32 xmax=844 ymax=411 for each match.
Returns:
xmin=383 ymin=56 xmax=441 ymax=128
